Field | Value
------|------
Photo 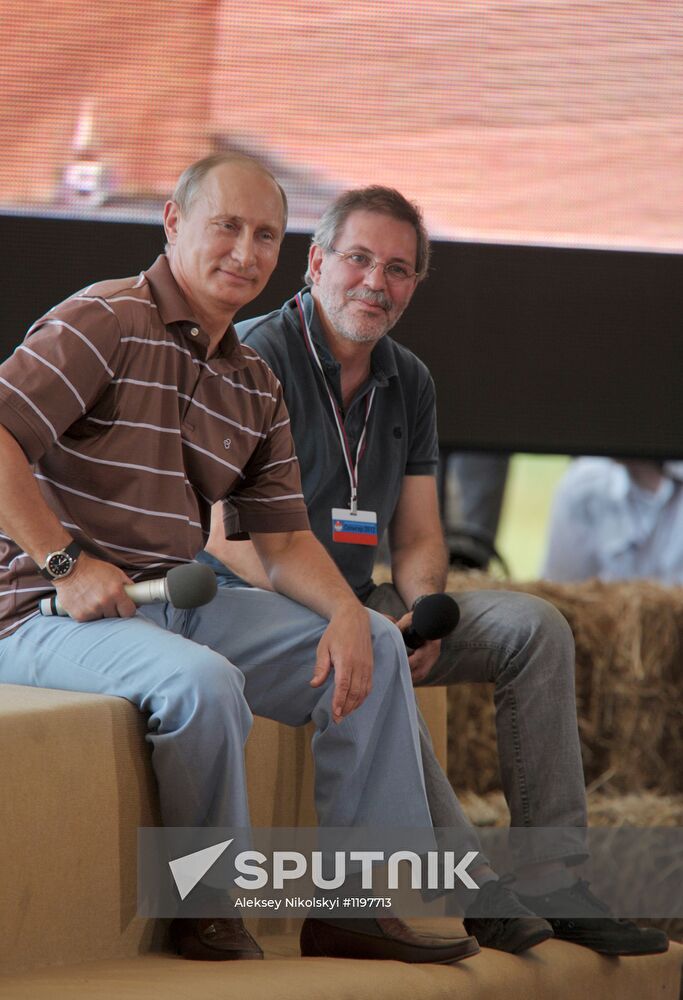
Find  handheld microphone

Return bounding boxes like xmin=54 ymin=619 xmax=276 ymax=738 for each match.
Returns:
xmin=39 ymin=562 xmax=218 ymax=617
xmin=403 ymin=593 xmax=460 ymax=650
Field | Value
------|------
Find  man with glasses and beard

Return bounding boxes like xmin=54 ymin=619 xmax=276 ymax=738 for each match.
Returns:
xmin=202 ymin=185 xmax=668 ymax=959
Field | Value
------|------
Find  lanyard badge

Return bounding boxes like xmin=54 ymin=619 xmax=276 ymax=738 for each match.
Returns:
xmin=295 ymin=293 xmax=378 ymax=547
xmin=332 ymin=507 xmax=378 ymax=546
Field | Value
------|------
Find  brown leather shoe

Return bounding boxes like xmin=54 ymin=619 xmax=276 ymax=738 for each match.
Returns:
xmin=300 ymin=917 xmax=480 ymax=964
xmin=170 ymin=917 xmax=264 ymax=961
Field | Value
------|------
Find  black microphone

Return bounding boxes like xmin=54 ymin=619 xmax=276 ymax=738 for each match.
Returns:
xmin=403 ymin=593 xmax=460 ymax=650
xmin=39 ymin=562 xmax=218 ymax=617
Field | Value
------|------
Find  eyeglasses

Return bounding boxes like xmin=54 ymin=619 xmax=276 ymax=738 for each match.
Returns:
xmin=328 ymin=248 xmax=417 ymax=283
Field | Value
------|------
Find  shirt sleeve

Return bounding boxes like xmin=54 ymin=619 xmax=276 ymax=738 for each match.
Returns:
xmin=221 ymin=381 xmax=310 ymax=538
xmin=541 ymin=473 xmax=600 ymax=581
xmin=0 ymin=295 xmax=122 ymax=463
xmin=238 ymin=319 xmax=288 ymax=385
xmin=405 ymin=367 xmax=439 ymax=476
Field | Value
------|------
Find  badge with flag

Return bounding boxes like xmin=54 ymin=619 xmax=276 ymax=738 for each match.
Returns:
xmin=331 ymin=508 xmax=378 ymax=546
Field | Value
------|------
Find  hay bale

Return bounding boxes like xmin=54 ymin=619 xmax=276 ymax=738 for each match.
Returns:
xmin=456 ymin=790 xmax=683 ymax=943
xmin=438 ymin=573 xmax=683 ymax=796
xmin=458 ymin=789 xmax=683 ymax=829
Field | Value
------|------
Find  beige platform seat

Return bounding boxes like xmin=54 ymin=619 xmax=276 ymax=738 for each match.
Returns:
xmin=0 ymin=938 xmax=681 ymax=1000
xmin=0 ymin=683 xmax=444 ymax=973
xmin=0 ymin=682 xmax=680 ymax=999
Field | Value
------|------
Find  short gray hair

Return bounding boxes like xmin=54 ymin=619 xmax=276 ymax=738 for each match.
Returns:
xmin=304 ymin=186 xmax=430 ymax=285
xmin=171 ymin=152 xmax=288 ymax=231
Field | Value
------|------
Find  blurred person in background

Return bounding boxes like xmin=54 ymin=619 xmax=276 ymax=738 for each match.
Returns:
xmin=543 ymin=458 xmax=683 ymax=584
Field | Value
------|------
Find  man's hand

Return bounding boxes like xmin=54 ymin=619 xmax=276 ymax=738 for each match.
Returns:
xmin=252 ymin=530 xmax=379 ymax=720
xmin=54 ymin=553 xmax=137 ymax=621
xmin=395 ymin=611 xmax=441 ymax=684
xmin=310 ymin=604 xmax=374 ymax=722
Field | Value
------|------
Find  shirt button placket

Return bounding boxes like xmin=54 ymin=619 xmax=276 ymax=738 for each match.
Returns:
xmin=182 ymin=326 xmax=202 ymax=429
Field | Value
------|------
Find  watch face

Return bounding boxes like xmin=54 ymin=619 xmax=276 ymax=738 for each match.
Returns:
xmin=47 ymin=552 xmax=74 ymax=578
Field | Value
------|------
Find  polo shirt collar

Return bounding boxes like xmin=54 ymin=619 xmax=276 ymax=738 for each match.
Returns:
xmin=611 ymin=463 xmax=676 ymax=509
xmin=299 ymin=288 xmax=398 ymax=387
xmin=145 ymin=254 xmax=248 ymax=369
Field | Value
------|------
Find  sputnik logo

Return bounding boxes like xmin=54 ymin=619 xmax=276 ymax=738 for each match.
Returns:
xmin=169 ymin=839 xmax=233 ymax=900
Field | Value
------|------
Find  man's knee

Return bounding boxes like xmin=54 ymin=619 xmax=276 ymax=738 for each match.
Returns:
xmin=367 ymin=608 xmax=410 ymax=685
xmin=368 ymin=606 xmax=403 ymax=646
xmin=153 ymin=649 xmax=251 ymax=732
xmin=482 ymin=592 xmax=575 ymax=692
xmin=491 ymin=591 xmax=574 ymax=653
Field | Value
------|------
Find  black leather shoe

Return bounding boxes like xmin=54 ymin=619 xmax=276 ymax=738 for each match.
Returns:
xmin=170 ymin=917 xmax=264 ymax=961
xmin=300 ymin=916 xmax=480 ymax=963
xmin=516 ymin=880 xmax=670 ymax=956
xmin=464 ymin=879 xmax=554 ymax=954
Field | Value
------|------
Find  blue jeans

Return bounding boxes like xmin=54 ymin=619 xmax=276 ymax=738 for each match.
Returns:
xmin=0 ymin=588 xmax=432 ymax=832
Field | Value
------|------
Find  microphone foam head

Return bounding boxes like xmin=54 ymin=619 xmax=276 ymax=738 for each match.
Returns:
xmin=412 ymin=593 xmax=460 ymax=640
xmin=166 ymin=563 xmax=218 ymax=609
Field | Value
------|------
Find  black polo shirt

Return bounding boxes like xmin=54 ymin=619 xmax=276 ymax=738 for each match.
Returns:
xmin=208 ymin=289 xmax=439 ymax=600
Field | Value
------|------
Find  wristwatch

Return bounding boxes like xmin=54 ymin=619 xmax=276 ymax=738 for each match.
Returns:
xmin=38 ymin=541 xmax=82 ymax=581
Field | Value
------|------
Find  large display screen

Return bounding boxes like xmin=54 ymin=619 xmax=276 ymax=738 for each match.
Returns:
xmin=2 ymin=0 xmax=681 ymax=251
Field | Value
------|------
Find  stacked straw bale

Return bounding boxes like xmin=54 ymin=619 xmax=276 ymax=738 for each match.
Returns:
xmin=459 ymin=789 xmax=683 ymax=829
xmin=440 ymin=573 xmax=683 ymax=797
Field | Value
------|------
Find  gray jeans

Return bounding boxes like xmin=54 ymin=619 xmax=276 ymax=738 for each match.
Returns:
xmin=366 ymin=584 xmax=588 ymax=866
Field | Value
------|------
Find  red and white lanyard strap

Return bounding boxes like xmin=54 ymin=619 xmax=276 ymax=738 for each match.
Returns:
xmin=295 ymin=292 xmax=375 ymax=514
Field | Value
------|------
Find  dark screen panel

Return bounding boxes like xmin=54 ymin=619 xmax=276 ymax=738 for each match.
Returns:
xmin=3 ymin=214 xmax=681 ymax=458
xmin=396 ymin=241 xmax=683 ymax=457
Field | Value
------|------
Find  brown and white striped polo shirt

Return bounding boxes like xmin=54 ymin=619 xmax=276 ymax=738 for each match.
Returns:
xmin=0 ymin=254 xmax=309 ymax=638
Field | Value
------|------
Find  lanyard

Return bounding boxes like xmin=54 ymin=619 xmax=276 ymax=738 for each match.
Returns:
xmin=295 ymin=293 xmax=375 ymax=514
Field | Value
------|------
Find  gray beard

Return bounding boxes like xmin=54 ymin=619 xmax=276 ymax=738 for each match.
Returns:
xmin=318 ymin=288 xmax=393 ymax=344
xmin=334 ymin=323 xmax=385 ymax=344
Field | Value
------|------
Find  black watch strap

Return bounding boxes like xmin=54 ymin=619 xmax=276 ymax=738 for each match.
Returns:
xmin=38 ymin=541 xmax=82 ymax=581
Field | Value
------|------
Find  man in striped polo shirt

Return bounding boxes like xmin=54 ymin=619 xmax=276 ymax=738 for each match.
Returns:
xmin=0 ymin=155 xmax=480 ymax=965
